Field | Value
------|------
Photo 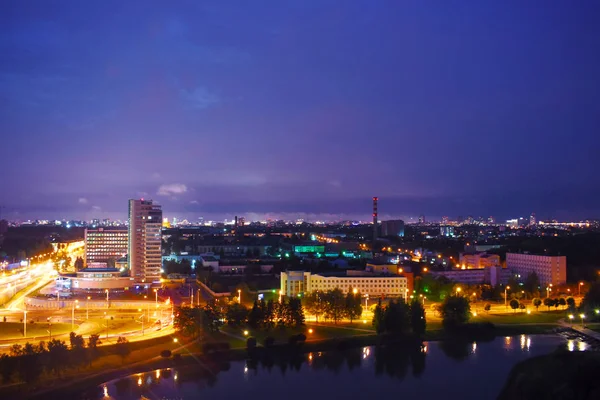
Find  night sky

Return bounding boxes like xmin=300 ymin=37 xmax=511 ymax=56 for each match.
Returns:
xmin=1 ymin=1 xmax=599 ymax=222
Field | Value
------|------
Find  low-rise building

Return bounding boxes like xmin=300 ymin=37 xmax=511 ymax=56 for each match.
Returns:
xmin=430 ymin=266 xmax=511 ymax=286
xmin=459 ymin=252 xmax=500 ymax=269
xmin=506 ymin=253 xmax=566 ymax=285
xmin=84 ymin=227 xmax=128 ymax=267
xmin=280 ymin=271 xmax=411 ymax=299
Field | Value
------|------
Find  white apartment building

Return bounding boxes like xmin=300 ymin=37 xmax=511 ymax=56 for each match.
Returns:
xmin=84 ymin=227 xmax=128 ymax=267
xmin=128 ymin=199 xmax=163 ymax=285
xmin=280 ymin=271 xmax=410 ymax=299
xmin=506 ymin=253 xmax=566 ymax=286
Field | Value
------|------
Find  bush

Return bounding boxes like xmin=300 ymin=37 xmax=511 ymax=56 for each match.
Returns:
xmin=296 ymin=333 xmax=307 ymax=342
xmin=484 ymin=303 xmax=491 ymax=312
xmin=264 ymin=336 xmax=275 ymax=348
xmin=160 ymin=350 xmax=172 ymax=358
xmin=246 ymin=337 xmax=257 ymax=350
xmin=202 ymin=342 xmax=231 ymax=354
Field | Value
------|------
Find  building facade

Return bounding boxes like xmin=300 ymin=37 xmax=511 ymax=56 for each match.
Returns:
xmin=459 ymin=252 xmax=501 ymax=269
xmin=280 ymin=271 xmax=410 ymax=299
xmin=381 ymin=220 xmax=405 ymax=237
xmin=430 ymin=266 xmax=511 ymax=286
xmin=506 ymin=253 xmax=566 ymax=285
xmin=128 ymin=199 xmax=163 ymax=285
xmin=84 ymin=227 xmax=128 ymax=267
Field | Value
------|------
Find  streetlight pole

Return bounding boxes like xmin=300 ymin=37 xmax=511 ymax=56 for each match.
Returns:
xmin=47 ymin=317 xmax=52 ymax=339
xmin=238 ymin=289 xmax=241 ymax=304
xmin=72 ymin=300 xmax=79 ymax=333
xmin=86 ymin=296 xmax=90 ymax=320
xmin=104 ymin=312 xmax=108 ymax=339
xmin=154 ymin=288 xmax=158 ymax=307
xmin=364 ymin=294 xmax=369 ymax=309
xmin=580 ymin=313 xmax=585 ymax=328
xmin=106 ymin=289 xmax=109 ymax=309
xmin=505 ymin=286 xmax=510 ymax=309
xmin=579 ymin=282 xmax=584 ymax=297
xmin=23 ymin=310 xmax=27 ymax=338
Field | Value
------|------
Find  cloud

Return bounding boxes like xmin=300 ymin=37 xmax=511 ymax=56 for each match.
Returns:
xmin=157 ymin=183 xmax=188 ymax=196
xmin=190 ymin=200 xmax=199 ymax=205
xmin=179 ymin=86 xmax=219 ymax=110
xmin=78 ymin=197 xmax=88 ymax=204
xmin=92 ymin=205 xmax=102 ymax=211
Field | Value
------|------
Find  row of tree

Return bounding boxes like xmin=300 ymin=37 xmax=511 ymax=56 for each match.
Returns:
xmin=303 ymin=289 xmax=363 ymax=323
xmin=372 ymin=298 xmax=426 ymax=336
xmin=0 ymin=333 xmax=131 ymax=385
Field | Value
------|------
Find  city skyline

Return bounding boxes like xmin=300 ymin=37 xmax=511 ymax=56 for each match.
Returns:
xmin=1 ymin=2 xmax=599 ymax=221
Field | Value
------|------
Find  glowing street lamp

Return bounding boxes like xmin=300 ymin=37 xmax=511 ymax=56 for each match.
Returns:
xmin=568 ymin=314 xmax=574 ymax=325
xmin=579 ymin=282 xmax=584 ymax=297
xmin=505 ymin=286 xmax=511 ymax=309
xmin=23 ymin=310 xmax=27 ymax=338
xmin=580 ymin=313 xmax=585 ymax=328
xmin=72 ymin=300 xmax=79 ymax=333
xmin=238 ymin=289 xmax=242 ymax=304
xmin=364 ymin=293 xmax=369 ymax=309
xmin=86 ymin=296 xmax=91 ymax=320
xmin=352 ymin=288 xmax=358 ymax=295
xmin=106 ymin=289 xmax=110 ymax=308
xmin=456 ymin=287 xmax=462 ymax=296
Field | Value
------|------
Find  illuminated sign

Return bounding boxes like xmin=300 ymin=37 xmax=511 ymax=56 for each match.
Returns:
xmin=294 ymin=246 xmax=325 ymax=253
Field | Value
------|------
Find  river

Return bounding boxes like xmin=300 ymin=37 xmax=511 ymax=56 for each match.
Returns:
xmin=91 ymin=334 xmax=587 ymax=400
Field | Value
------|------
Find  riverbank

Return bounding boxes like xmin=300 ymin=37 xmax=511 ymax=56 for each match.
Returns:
xmin=16 ymin=321 xmax=570 ymax=400
xmin=497 ymin=351 xmax=600 ymax=399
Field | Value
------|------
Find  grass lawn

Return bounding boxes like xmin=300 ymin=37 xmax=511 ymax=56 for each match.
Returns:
xmin=473 ymin=310 xmax=566 ymax=325
xmin=0 ymin=322 xmax=72 ymax=340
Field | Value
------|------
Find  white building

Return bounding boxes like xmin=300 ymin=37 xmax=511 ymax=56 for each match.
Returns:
xmin=430 ymin=266 xmax=511 ymax=286
xmin=506 ymin=253 xmax=566 ymax=286
xmin=280 ymin=271 xmax=409 ymax=298
xmin=128 ymin=199 xmax=163 ymax=285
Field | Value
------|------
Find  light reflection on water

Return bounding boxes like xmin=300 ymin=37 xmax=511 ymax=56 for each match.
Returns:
xmin=97 ymin=335 xmax=585 ymax=400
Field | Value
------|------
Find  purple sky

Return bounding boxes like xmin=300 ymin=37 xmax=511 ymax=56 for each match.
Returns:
xmin=1 ymin=1 xmax=599 ymax=222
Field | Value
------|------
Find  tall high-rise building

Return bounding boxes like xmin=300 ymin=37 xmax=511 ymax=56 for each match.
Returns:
xmin=84 ymin=227 xmax=128 ymax=267
xmin=418 ymin=215 xmax=425 ymax=224
xmin=441 ymin=216 xmax=449 ymax=224
xmin=529 ymin=212 xmax=536 ymax=226
xmin=372 ymin=197 xmax=378 ymax=243
xmin=128 ymin=199 xmax=163 ymax=285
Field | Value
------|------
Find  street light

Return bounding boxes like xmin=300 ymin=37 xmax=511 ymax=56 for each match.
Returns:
xmin=154 ymin=288 xmax=158 ymax=306
xmin=364 ymin=293 xmax=369 ymax=309
xmin=579 ymin=282 xmax=584 ymax=297
xmin=568 ymin=314 xmax=574 ymax=325
xmin=505 ymin=286 xmax=510 ymax=309
xmin=580 ymin=313 xmax=585 ymax=328
xmin=238 ymin=289 xmax=241 ymax=304
xmin=456 ymin=287 xmax=462 ymax=296
xmin=105 ymin=289 xmax=109 ymax=308
xmin=47 ymin=317 xmax=52 ymax=339
xmin=23 ymin=310 xmax=27 ymax=338
xmin=546 ymin=286 xmax=552 ymax=298
xmin=72 ymin=300 xmax=79 ymax=333
xmin=353 ymin=288 xmax=358 ymax=295
xmin=86 ymin=296 xmax=91 ymax=320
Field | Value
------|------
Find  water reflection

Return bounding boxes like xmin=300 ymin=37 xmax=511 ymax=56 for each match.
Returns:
xmin=90 ymin=335 xmax=573 ymax=400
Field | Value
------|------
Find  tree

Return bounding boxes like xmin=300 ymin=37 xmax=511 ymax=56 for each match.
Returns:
xmin=288 ymin=297 xmax=305 ymax=327
xmin=580 ymin=283 xmax=600 ymax=318
xmin=509 ymin=299 xmax=519 ymax=313
xmin=323 ymin=289 xmax=345 ymax=324
xmin=566 ymin=296 xmax=576 ymax=310
xmin=533 ymin=298 xmax=542 ymax=311
xmin=225 ymin=302 xmax=249 ymax=326
xmin=372 ymin=299 xmax=385 ymax=334
xmin=484 ymin=303 xmax=491 ymax=313
xmin=47 ymin=339 xmax=69 ymax=376
xmin=174 ymin=306 xmax=203 ymax=338
xmin=410 ymin=300 xmax=426 ymax=336
xmin=440 ymin=295 xmax=471 ymax=330
xmin=519 ymin=302 xmax=526 ymax=312
xmin=115 ymin=337 xmax=131 ymax=363
xmin=264 ymin=300 xmax=275 ymax=329
xmin=523 ymin=272 xmax=540 ymax=295
xmin=87 ymin=334 xmax=101 ymax=364
xmin=304 ymin=291 xmax=327 ymax=323
xmin=543 ymin=297 xmax=553 ymax=310
xmin=248 ymin=300 xmax=264 ymax=328
xmin=74 ymin=257 xmax=84 ymax=270
xmin=202 ymin=300 xmax=224 ymax=332
xmin=69 ymin=332 xmax=86 ymax=368
xmin=344 ymin=290 xmax=363 ymax=323
xmin=383 ymin=299 xmax=411 ymax=335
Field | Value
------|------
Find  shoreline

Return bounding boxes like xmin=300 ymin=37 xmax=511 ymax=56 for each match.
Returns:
xmin=17 ymin=323 xmax=573 ymax=399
